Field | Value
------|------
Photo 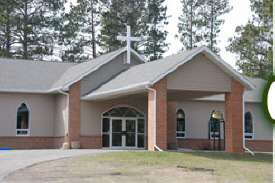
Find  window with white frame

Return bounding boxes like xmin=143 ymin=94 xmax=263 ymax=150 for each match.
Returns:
xmin=245 ymin=111 xmax=253 ymax=139
xmin=16 ymin=103 xmax=30 ymax=136
xmin=176 ymin=109 xmax=186 ymax=138
xmin=209 ymin=110 xmax=221 ymax=139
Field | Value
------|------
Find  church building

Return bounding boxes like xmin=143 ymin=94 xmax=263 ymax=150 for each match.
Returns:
xmin=0 ymin=46 xmax=272 ymax=152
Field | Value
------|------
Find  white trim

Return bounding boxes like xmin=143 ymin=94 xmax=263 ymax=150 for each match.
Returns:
xmin=244 ymin=111 xmax=254 ymax=140
xmin=176 ymin=109 xmax=186 ymax=139
xmin=58 ymin=89 xmax=69 ymax=137
xmin=82 ymin=82 xmax=149 ymax=100
xmin=0 ymin=89 xmax=54 ymax=94
xmin=146 ymin=85 xmax=163 ymax=151
xmin=15 ymin=102 xmax=31 ymax=136
xmin=62 ymin=48 xmax=146 ymax=90
xmin=243 ymin=92 xmax=254 ymax=155
xmin=0 ymin=87 xmax=62 ymax=94
xmin=149 ymin=46 xmax=255 ymax=91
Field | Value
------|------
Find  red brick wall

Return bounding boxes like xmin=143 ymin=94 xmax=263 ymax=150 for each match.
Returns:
xmin=0 ymin=136 xmax=64 ymax=149
xmin=177 ymin=138 xmax=272 ymax=152
xmin=155 ymin=77 xmax=168 ymax=150
xmin=69 ymin=81 xmax=81 ymax=142
xmin=79 ymin=136 xmax=101 ymax=149
xmin=167 ymin=101 xmax=177 ymax=149
xmin=148 ymin=77 xmax=168 ymax=151
xmin=0 ymin=136 xmax=103 ymax=149
xmin=177 ymin=138 xmax=224 ymax=150
xmin=225 ymin=79 xmax=244 ymax=152
xmin=245 ymin=140 xmax=272 ymax=152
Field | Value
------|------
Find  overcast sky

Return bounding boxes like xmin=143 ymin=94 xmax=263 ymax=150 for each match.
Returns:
xmin=67 ymin=0 xmax=253 ymax=68
xmin=164 ymin=0 xmax=253 ymax=68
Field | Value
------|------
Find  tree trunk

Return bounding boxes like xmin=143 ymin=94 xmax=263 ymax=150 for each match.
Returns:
xmin=190 ymin=0 xmax=193 ymax=49
xmin=210 ymin=0 xmax=214 ymax=51
xmin=91 ymin=6 xmax=96 ymax=59
xmin=23 ymin=0 xmax=28 ymax=59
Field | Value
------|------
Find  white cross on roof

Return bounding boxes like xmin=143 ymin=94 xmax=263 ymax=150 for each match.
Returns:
xmin=117 ymin=26 xmax=141 ymax=64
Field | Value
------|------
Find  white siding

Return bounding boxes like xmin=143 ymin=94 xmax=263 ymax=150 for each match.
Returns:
xmin=168 ymin=54 xmax=231 ymax=92
xmin=54 ymin=94 xmax=66 ymax=136
xmin=177 ymin=100 xmax=272 ymax=141
xmin=177 ymin=100 xmax=224 ymax=139
xmin=245 ymin=103 xmax=272 ymax=140
xmin=0 ymin=93 xmax=55 ymax=136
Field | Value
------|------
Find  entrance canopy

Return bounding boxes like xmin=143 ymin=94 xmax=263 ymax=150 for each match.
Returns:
xmin=82 ymin=46 xmax=254 ymax=101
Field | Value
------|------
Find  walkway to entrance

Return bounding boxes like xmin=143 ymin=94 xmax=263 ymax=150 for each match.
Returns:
xmin=0 ymin=149 xmax=117 ymax=181
xmin=102 ymin=107 xmax=146 ymax=149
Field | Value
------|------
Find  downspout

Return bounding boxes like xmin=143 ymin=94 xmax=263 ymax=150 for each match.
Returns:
xmin=58 ymin=89 xmax=69 ymax=144
xmin=146 ymin=85 xmax=163 ymax=151
xmin=243 ymin=91 xmax=254 ymax=155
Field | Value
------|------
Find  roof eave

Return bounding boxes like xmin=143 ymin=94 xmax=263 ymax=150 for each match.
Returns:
xmin=81 ymin=81 xmax=149 ymax=100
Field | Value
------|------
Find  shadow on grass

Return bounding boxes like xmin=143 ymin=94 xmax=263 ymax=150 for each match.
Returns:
xmin=172 ymin=151 xmax=272 ymax=163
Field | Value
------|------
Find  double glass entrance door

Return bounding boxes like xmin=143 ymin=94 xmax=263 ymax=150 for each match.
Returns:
xmin=112 ymin=118 xmax=137 ymax=148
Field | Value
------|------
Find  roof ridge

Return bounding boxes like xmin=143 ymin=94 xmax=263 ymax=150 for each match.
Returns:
xmin=0 ymin=58 xmax=77 ymax=64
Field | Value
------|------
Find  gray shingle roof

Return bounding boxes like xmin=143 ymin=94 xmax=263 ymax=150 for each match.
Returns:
xmin=51 ymin=47 xmax=129 ymax=90
xmin=0 ymin=47 xmax=145 ymax=93
xmin=82 ymin=46 xmax=255 ymax=100
xmin=0 ymin=58 xmax=75 ymax=92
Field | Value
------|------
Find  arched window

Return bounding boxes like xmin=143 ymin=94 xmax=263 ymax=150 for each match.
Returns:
xmin=209 ymin=110 xmax=221 ymax=139
xmin=245 ymin=112 xmax=253 ymax=139
xmin=176 ymin=109 xmax=185 ymax=138
xmin=16 ymin=103 xmax=30 ymax=136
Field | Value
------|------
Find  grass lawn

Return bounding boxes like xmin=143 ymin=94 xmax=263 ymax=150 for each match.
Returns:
xmin=5 ymin=151 xmax=272 ymax=182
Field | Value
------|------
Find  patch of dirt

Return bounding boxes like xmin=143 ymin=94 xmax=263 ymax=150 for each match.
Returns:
xmin=4 ymin=156 xmax=223 ymax=182
xmin=177 ymin=165 xmax=215 ymax=172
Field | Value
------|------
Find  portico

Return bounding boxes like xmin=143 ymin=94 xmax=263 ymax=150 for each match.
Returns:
xmin=78 ymin=46 xmax=253 ymax=152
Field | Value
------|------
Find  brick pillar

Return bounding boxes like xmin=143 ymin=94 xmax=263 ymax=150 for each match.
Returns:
xmin=167 ymin=101 xmax=177 ymax=149
xmin=225 ymin=79 xmax=244 ymax=152
xmin=147 ymin=77 xmax=168 ymax=151
xmin=69 ymin=81 xmax=81 ymax=142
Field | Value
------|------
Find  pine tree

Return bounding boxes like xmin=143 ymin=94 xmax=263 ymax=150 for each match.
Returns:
xmin=57 ymin=0 xmax=102 ymax=62
xmin=202 ymin=0 xmax=232 ymax=53
xmin=177 ymin=0 xmax=205 ymax=50
xmin=0 ymin=0 xmax=18 ymax=58
xmin=8 ymin=0 xmax=66 ymax=59
xmin=227 ymin=0 xmax=272 ymax=78
xmin=177 ymin=0 xmax=231 ymax=53
xmin=99 ymin=0 xmax=147 ymax=53
xmin=143 ymin=0 xmax=168 ymax=61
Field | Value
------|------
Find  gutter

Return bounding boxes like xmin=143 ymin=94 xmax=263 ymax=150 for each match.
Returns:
xmin=243 ymin=91 xmax=254 ymax=155
xmin=146 ymin=85 xmax=163 ymax=152
xmin=82 ymin=82 xmax=149 ymax=100
xmin=58 ymin=89 xmax=69 ymax=143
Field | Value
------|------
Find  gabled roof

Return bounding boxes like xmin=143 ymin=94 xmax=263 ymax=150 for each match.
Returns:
xmin=0 ymin=47 xmax=145 ymax=93
xmin=82 ymin=46 xmax=255 ymax=100
xmin=53 ymin=47 xmax=146 ymax=91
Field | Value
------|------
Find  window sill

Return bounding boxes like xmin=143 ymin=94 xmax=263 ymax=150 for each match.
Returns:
xmin=245 ymin=138 xmax=254 ymax=140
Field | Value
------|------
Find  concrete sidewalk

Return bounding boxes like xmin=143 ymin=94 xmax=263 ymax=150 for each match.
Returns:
xmin=0 ymin=149 xmax=115 ymax=181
